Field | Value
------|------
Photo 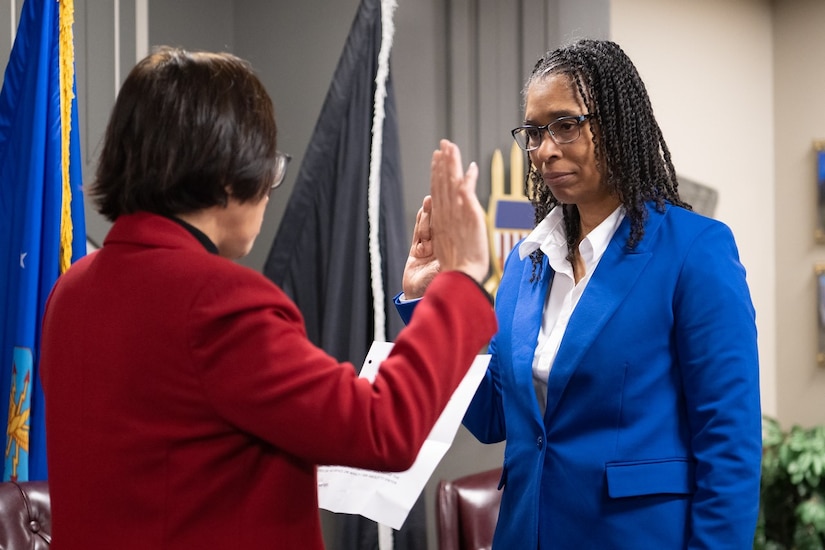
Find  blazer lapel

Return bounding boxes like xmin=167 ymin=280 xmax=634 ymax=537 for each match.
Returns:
xmin=543 ymin=204 xmax=664 ymax=421
xmin=510 ymin=256 xmax=553 ymax=415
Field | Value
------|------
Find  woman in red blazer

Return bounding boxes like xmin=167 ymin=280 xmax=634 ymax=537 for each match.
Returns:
xmin=39 ymin=46 xmax=496 ymax=549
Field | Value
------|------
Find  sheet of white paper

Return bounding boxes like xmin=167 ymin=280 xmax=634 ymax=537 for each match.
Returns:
xmin=317 ymin=341 xmax=491 ymax=530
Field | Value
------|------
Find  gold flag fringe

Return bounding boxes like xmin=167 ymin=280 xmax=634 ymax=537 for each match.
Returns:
xmin=58 ymin=0 xmax=76 ymax=274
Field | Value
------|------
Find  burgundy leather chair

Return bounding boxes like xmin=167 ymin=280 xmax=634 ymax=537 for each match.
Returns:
xmin=0 ymin=480 xmax=51 ymax=549
xmin=436 ymin=467 xmax=502 ymax=550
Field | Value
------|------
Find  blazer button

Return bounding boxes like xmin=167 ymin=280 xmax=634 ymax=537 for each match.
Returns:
xmin=536 ymin=435 xmax=543 ymax=449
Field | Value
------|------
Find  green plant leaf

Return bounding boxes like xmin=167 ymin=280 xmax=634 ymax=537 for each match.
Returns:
xmin=796 ymin=496 xmax=825 ymax=532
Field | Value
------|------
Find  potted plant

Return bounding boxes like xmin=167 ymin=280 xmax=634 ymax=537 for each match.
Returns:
xmin=755 ymin=415 xmax=825 ymax=549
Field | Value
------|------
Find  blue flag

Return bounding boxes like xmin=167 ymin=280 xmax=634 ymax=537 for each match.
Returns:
xmin=0 ymin=0 xmax=85 ymax=482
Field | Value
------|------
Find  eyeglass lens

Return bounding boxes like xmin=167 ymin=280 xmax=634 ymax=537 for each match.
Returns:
xmin=512 ymin=115 xmax=587 ymax=151
xmin=271 ymin=152 xmax=292 ymax=190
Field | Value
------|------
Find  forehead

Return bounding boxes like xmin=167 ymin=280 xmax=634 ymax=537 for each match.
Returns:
xmin=524 ymin=73 xmax=587 ymax=121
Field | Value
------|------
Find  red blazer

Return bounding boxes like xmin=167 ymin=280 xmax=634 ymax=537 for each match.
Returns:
xmin=40 ymin=212 xmax=496 ymax=549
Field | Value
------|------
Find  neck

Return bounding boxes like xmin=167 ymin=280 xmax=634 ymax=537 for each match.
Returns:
xmin=577 ymin=196 xmax=621 ymax=236
xmin=176 ymin=208 xmax=221 ymax=248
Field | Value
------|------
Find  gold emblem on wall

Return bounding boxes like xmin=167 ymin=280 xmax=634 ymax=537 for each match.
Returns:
xmin=484 ymin=143 xmax=534 ymax=296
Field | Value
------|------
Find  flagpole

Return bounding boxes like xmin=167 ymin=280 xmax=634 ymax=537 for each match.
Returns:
xmin=9 ymin=0 xmax=17 ymax=37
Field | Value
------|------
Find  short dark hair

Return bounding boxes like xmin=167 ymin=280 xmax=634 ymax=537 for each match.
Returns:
xmin=91 ymin=46 xmax=279 ymax=221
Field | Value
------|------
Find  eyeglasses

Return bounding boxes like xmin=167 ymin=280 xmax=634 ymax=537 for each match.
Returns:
xmin=270 ymin=151 xmax=292 ymax=191
xmin=511 ymin=114 xmax=592 ymax=151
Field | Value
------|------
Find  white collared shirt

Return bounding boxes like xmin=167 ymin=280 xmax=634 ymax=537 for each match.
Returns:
xmin=518 ymin=205 xmax=624 ymax=407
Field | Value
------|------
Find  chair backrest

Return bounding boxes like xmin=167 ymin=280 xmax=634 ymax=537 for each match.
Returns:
xmin=436 ymin=467 xmax=503 ymax=550
xmin=0 ymin=480 xmax=51 ymax=549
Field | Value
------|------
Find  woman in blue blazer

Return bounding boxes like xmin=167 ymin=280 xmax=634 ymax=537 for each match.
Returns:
xmin=397 ymin=39 xmax=761 ymax=549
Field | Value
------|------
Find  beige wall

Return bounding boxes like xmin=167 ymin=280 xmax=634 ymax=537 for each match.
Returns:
xmin=612 ymin=0 xmax=825 ymax=428
xmin=772 ymin=0 xmax=825 ymax=427
xmin=611 ymin=0 xmax=781 ymax=418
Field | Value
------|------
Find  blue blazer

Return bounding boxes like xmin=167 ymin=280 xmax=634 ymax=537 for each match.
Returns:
xmin=398 ymin=202 xmax=761 ymax=549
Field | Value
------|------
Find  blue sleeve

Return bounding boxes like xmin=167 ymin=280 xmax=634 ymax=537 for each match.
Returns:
xmin=393 ymin=291 xmax=418 ymax=326
xmin=674 ymin=221 xmax=761 ymax=547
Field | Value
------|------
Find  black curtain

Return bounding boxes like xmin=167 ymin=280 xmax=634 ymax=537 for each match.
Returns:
xmin=263 ymin=0 xmax=425 ymax=547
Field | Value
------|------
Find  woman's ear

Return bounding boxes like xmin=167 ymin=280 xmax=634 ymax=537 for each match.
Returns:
xmin=219 ymin=185 xmax=233 ymax=207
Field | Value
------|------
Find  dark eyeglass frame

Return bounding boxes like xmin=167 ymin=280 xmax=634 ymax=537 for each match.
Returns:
xmin=270 ymin=151 xmax=292 ymax=191
xmin=511 ymin=114 xmax=593 ymax=151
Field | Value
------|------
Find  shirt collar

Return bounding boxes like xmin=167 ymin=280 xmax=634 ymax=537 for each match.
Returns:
xmin=582 ymin=206 xmax=625 ymax=264
xmin=518 ymin=205 xmax=625 ymax=266
xmin=168 ymin=216 xmax=219 ymax=255
xmin=519 ymin=206 xmax=565 ymax=261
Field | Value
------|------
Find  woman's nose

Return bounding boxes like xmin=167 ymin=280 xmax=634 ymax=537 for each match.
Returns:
xmin=531 ymin=131 xmax=562 ymax=164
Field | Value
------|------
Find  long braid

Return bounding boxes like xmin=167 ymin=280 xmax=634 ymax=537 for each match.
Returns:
xmin=521 ymin=40 xmax=690 ymax=279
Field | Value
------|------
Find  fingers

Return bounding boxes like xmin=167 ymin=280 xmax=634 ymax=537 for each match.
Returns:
xmin=428 ymin=139 xmax=490 ymax=283
xmin=419 ymin=195 xmax=432 ymax=237
xmin=403 ymin=196 xmax=438 ymax=299
xmin=410 ymin=196 xmax=432 ymax=254
xmin=430 ymin=140 xmax=464 ymax=216
xmin=461 ymin=160 xmax=479 ymax=207
xmin=430 ymin=139 xmax=479 ymax=227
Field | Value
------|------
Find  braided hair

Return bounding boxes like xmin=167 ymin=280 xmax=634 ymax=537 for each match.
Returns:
xmin=521 ymin=39 xmax=690 ymax=279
